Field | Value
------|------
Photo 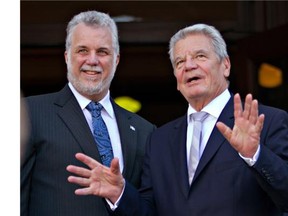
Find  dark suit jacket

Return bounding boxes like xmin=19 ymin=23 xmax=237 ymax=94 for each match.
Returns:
xmin=114 ymin=94 xmax=288 ymax=216
xmin=21 ymin=85 xmax=156 ymax=216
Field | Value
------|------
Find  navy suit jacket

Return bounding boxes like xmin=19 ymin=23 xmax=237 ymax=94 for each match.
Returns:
xmin=21 ymin=85 xmax=156 ymax=216
xmin=113 ymin=94 xmax=288 ymax=216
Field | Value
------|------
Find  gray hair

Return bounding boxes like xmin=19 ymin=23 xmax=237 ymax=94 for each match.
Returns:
xmin=168 ymin=23 xmax=228 ymax=66
xmin=65 ymin=11 xmax=119 ymax=55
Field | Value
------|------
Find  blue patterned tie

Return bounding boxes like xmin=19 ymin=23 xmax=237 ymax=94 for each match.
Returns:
xmin=86 ymin=102 xmax=114 ymax=167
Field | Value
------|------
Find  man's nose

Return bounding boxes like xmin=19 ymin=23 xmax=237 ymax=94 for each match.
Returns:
xmin=86 ymin=52 xmax=99 ymax=65
xmin=185 ymin=57 xmax=197 ymax=70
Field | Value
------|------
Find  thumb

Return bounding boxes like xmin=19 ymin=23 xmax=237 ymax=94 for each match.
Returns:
xmin=110 ymin=158 xmax=120 ymax=175
xmin=216 ymin=121 xmax=232 ymax=141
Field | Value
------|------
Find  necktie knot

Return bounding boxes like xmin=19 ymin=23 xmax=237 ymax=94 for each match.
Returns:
xmin=87 ymin=102 xmax=103 ymax=117
xmin=192 ymin=111 xmax=208 ymax=122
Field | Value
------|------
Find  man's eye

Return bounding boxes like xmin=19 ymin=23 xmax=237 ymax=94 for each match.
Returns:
xmin=78 ymin=49 xmax=88 ymax=53
xmin=176 ymin=60 xmax=184 ymax=66
xmin=196 ymin=54 xmax=206 ymax=59
xmin=97 ymin=50 xmax=109 ymax=55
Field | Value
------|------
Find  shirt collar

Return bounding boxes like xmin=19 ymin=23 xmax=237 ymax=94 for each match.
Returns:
xmin=98 ymin=92 xmax=115 ymax=119
xmin=187 ymin=89 xmax=231 ymax=121
xmin=68 ymin=82 xmax=115 ymax=119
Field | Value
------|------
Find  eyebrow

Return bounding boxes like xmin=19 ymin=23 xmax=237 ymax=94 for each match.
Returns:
xmin=193 ymin=49 xmax=209 ymax=55
xmin=175 ymin=48 xmax=210 ymax=59
xmin=74 ymin=45 xmax=111 ymax=51
xmin=174 ymin=56 xmax=183 ymax=62
xmin=75 ymin=45 xmax=88 ymax=49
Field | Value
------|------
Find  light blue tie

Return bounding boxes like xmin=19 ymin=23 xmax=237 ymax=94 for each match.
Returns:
xmin=87 ymin=102 xmax=114 ymax=167
xmin=188 ymin=111 xmax=209 ymax=184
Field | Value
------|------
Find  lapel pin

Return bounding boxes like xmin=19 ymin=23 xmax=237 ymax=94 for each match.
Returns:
xmin=130 ymin=125 xmax=136 ymax=131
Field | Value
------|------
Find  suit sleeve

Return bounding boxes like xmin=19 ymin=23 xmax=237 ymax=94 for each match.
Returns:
xmin=110 ymin=134 xmax=157 ymax=216
xmin=252 ymin=108 xmax=288 ymax=212
xmin=21 ymin=106 xmax=36 ymax=216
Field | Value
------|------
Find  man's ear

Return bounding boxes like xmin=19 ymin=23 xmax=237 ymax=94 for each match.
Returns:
xmin=64 ymin=51 xmax=68 ymax=64
xmin=223 ymin=57 xmax=231 ymax=78
xmin=116 ymin=54 xmax=120 ymax=66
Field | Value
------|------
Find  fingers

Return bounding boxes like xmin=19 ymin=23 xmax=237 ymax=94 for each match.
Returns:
xmin=249 ymin=99 xmax=259 ymax=124
xmin=67 ymin=175 xmax=91 ymax=187
xmin=74 ymin=187 xmax=93 ymax=196
xmin=233 ymin=93 xmax=243 ymax=118
xmin=256 ymin=113 xmax=265 ymax=133
xmin=66 ymin=153 xmax=101 ymax=188
xmin=66 ymin=153 xmax=101 ymax=179
xmin=66 ymin=164 xmax=92 ymax=188
xmin=234 ymin=93 xmax=260 ymax=124
xmin=75 ymin=153 xmax=101 ymax=169
xmin=67 ymin=153 xmax=121 ymax=179
xmin=243 ymin=94 xmax=252 ymax=119
xmin=66 ymin=165 xmax=91 ymax=178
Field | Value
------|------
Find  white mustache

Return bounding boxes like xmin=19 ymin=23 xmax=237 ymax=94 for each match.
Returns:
xmin=80 ymin=65 xmax=103 ymax=73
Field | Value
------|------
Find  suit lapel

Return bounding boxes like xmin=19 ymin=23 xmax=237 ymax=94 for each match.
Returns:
xmin=55 ymin=85 xmax=100 ymax=159
xmin=112 ymin=101 xmax=137 ymax=179
xmin=169 ymin=116 xmax=191 ymax=198
xmin=192 ymin=97 xmax=235 ymax=183
xmin=169 ymin=97 xmax=235 ymax=196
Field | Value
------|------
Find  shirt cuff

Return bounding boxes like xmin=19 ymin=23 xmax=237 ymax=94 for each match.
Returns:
xmin=106 ymin=180 xmax=126 ymax=211
xmin=239 ymin=145 xmax=261 ymax=166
